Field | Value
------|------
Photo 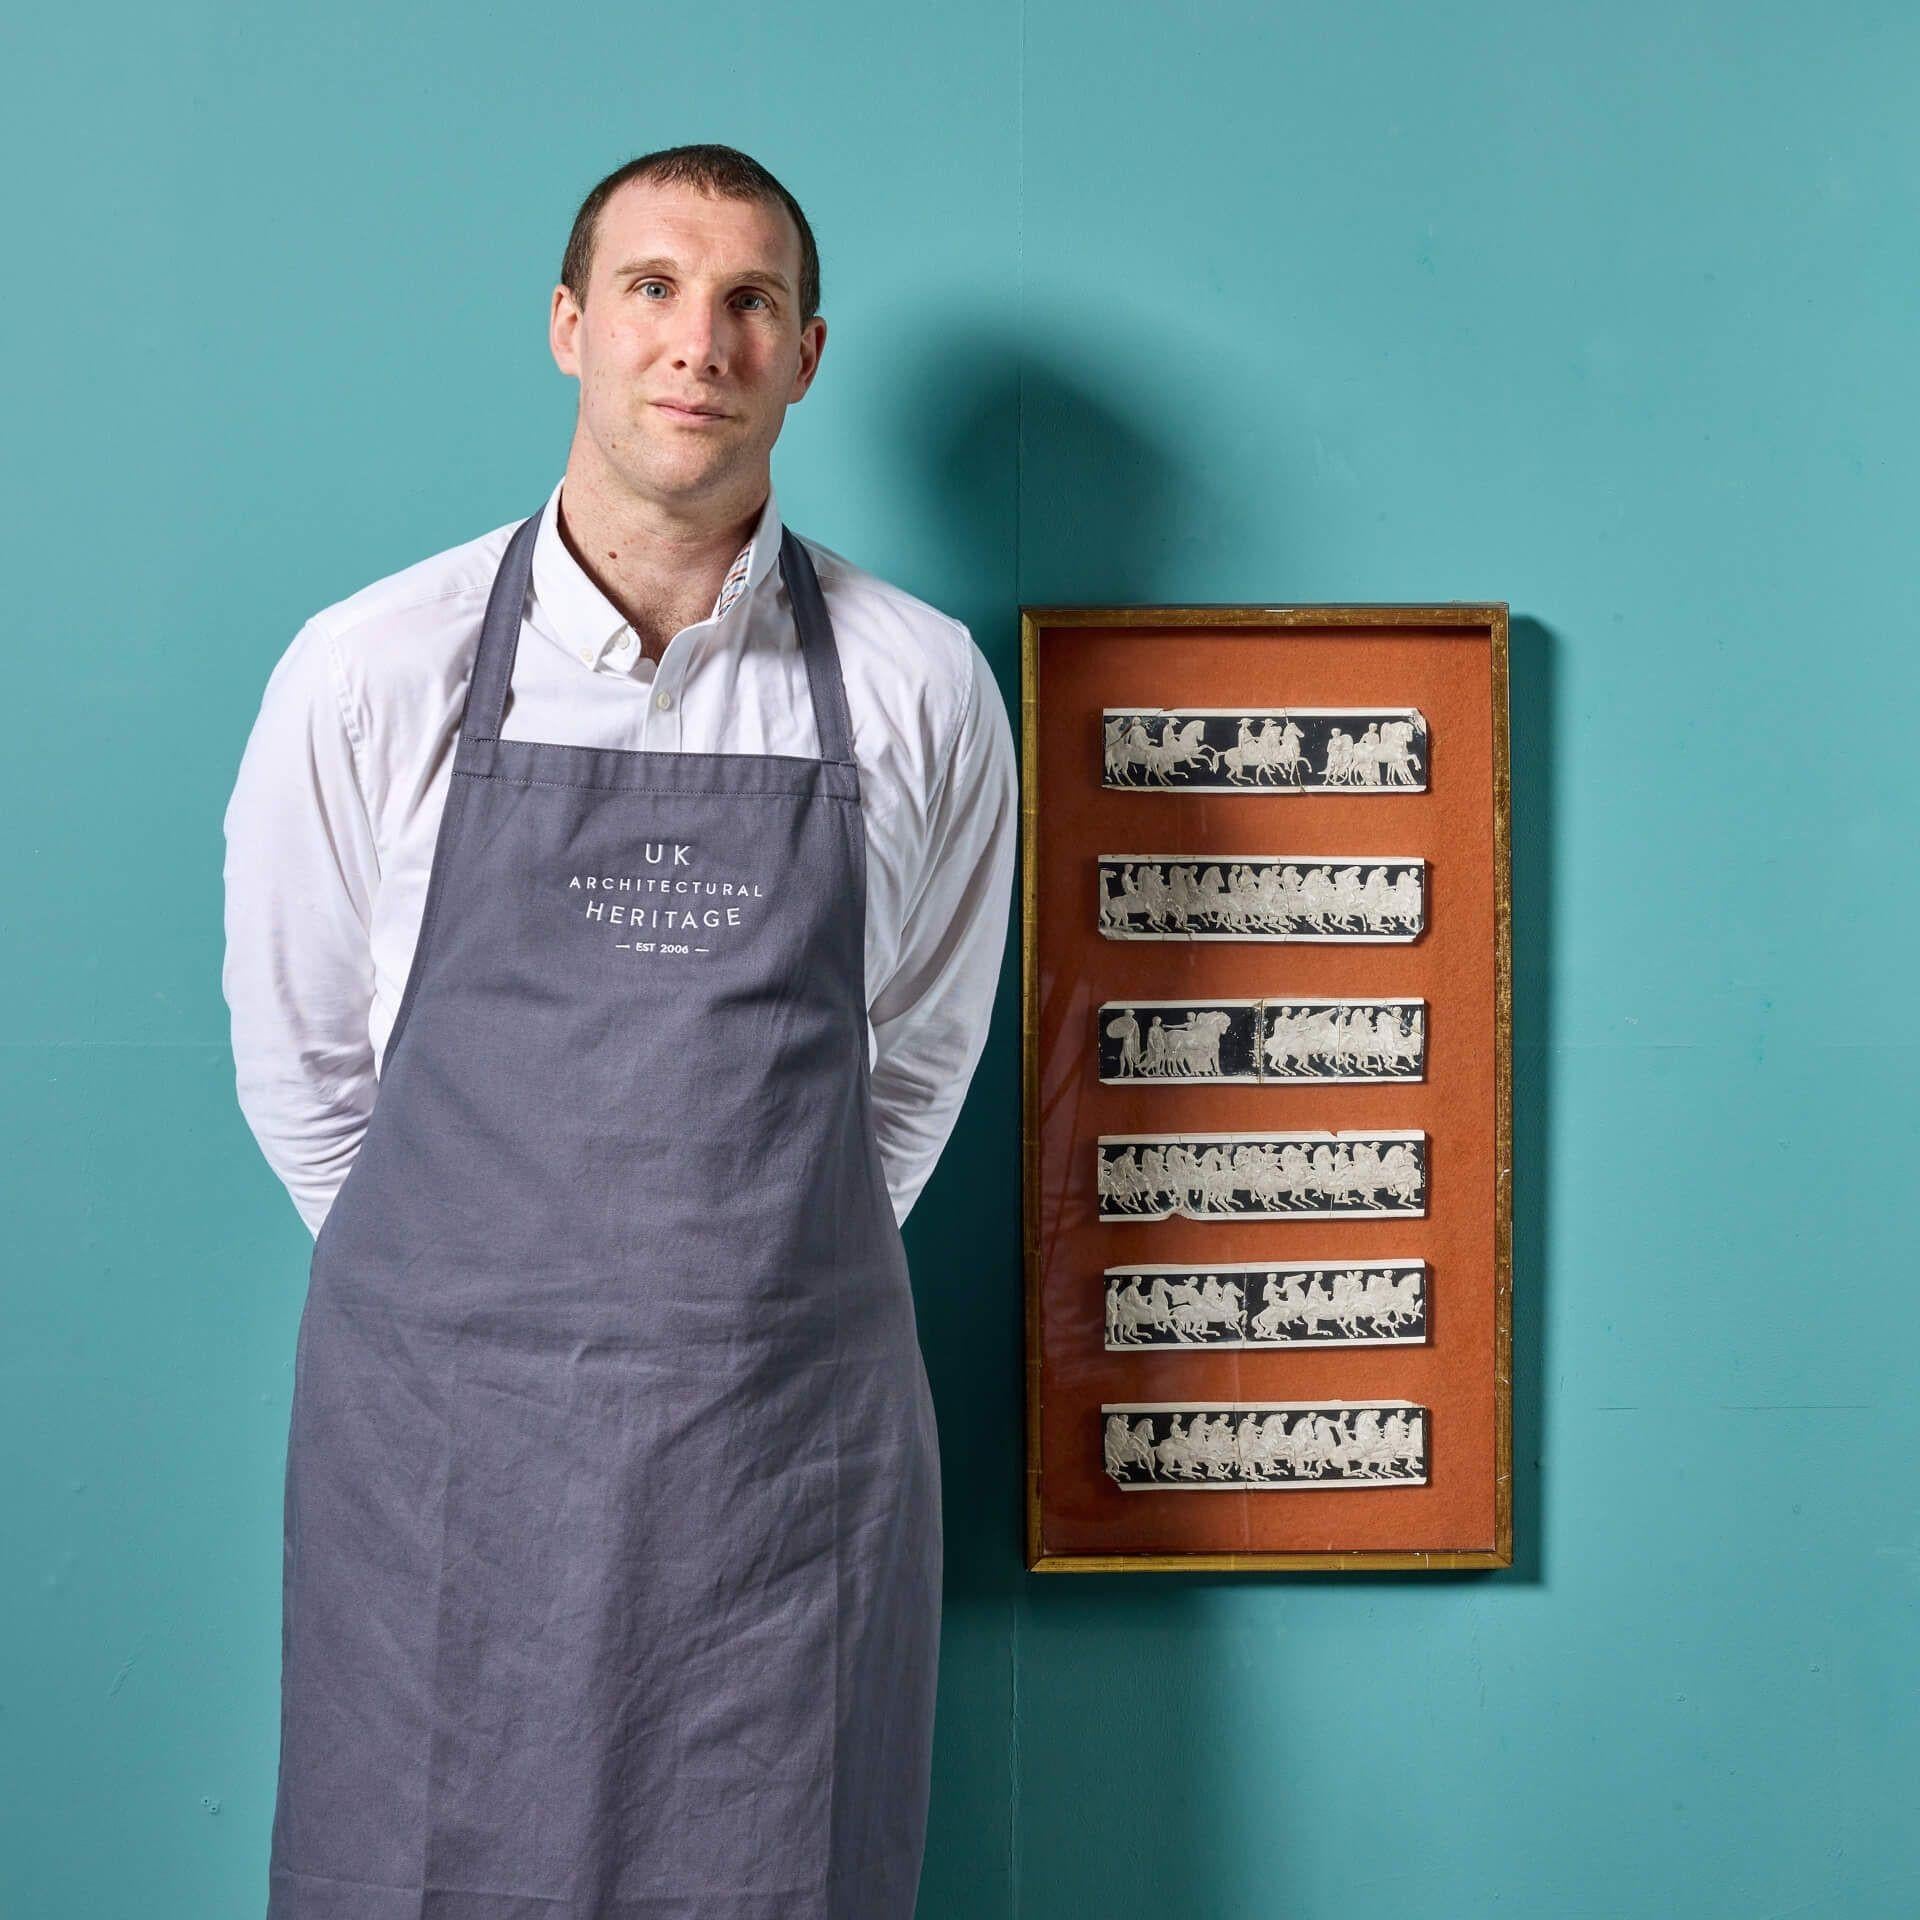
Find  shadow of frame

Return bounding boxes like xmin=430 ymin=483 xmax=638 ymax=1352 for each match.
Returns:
xmin=879 ymin=328 xmax=1560 ymax=1910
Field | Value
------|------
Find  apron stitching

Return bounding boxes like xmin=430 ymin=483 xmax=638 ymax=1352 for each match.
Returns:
xmin=454 ymin=769 xmax=861 ymax=804
xmin=461 ymin=745 xmax=858 ymax=773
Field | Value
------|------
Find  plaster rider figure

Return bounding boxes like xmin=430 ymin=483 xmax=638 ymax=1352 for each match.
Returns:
xmin=221 ymin=144 xmax=1018 ymax=1918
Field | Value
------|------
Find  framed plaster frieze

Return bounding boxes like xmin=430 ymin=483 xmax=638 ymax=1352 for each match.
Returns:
xmin=1022 ymin=601 xmax=1512 ymax=1572
xmin=1097 ymin=854 xmax=1426 ymax=942
xmin=1096 ymin=997 xmax=1427 ymax=1085
xmin=1102 ymin=1258 xmax=1430 ymax=1351
xmin=1102 ymin=706 xmax=1429 ymax=791
xmin=1100 ymin=1402 xmax=1430 ymax=1490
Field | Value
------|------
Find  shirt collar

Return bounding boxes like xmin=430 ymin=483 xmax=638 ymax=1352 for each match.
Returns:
xmin=527 ymin=475 xmax=785 ymax=671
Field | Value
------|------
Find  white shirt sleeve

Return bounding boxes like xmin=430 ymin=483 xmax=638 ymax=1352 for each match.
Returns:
xmin=867 ymin=632 xmax=1020 ymax=1226
xmin=220 ymin=618 xmax=382 ymax=1237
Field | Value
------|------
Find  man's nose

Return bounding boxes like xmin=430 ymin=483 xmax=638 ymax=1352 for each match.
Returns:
xmin=669 ymin=300 xmax=726 ymax=373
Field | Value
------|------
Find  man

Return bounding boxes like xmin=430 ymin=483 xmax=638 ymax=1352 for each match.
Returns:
xmin=222 ymin=144 xmax=1017 ymax=1919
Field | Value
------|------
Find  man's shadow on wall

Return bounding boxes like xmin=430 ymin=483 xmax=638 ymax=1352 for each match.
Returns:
xmin=880 ymin=340 xmax=1229 ymax=1623
xmin=881 ymin=334 xmax=1555 ymax=1908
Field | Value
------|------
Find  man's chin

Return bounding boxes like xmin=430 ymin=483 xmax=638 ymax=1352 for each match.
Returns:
xmin=610 ymin=450 xmax=744 ymax=507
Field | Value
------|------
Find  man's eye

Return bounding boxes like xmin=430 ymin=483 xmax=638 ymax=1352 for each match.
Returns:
xmin=637 ymin=281 xmax=668 ymax=298
xmin=736 ymin=292 xmax=768 ymax=311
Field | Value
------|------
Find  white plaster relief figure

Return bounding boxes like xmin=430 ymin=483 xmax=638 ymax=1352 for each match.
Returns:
xmin=1103 ymin=1259 xmax=1428 ymax=1348
xmin=1095 ymin=997 xmax=1424 ymax=1083
xmin=1097 ymin=857 xmax=1425 ymax=942
xmin=1097 ymin=1130 xmax=1427 ymax=1221
xmin=1260 ymin=999 xmax=1424 ymax=1081
xmin=1101 ymin=707 xmax=1427 ymax=791
xmin=1099 ymin=1402 xmax=1428 ymax=1489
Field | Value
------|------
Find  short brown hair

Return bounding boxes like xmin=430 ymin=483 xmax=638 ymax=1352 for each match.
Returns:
xmin=559 ymin=144 xmax=821 ymax=324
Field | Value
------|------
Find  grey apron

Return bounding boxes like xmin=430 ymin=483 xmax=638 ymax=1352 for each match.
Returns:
xmin=269 ymin=512 xmax=942 ymax=1919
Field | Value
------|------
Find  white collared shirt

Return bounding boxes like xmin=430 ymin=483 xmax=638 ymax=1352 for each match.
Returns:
xmin=220 ymin=477 xmax=1018 ymax=1235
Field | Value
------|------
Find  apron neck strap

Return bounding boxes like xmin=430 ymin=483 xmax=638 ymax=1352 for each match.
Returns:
xmin=463 ymin=512 xmax=541 ymax=745
xmin=777 ymin=527 xmax=855 ymax=765
xmin=460 ymin=509 xmax=855 ymax=765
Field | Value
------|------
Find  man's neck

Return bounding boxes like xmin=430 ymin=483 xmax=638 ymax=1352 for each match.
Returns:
xmin=556 ymin=460 xmax=767 ymax=661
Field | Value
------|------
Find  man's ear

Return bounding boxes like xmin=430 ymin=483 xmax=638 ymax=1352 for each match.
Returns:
xmin=550 ymin=285 xmax=583 ymax=379
xmin=790 ymin=315 xmax=827 ymax=403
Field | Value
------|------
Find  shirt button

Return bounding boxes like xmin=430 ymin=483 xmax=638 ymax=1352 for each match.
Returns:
xmin=578 ymin=646 xmax=595 ymax=664
xmin=655 ymin=690 xmax=674 ymax=711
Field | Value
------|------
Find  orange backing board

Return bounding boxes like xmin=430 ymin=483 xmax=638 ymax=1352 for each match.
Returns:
xmin=1024 ymin=614 xmax=1507 ymax=1564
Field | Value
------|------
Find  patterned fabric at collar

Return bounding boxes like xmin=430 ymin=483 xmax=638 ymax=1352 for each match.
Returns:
xmin=714 ymin=542 xmax=754 ymax=618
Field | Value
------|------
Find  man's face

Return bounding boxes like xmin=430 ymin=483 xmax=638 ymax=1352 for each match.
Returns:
xmin=550 ymin=178 xmax=825 ymax=509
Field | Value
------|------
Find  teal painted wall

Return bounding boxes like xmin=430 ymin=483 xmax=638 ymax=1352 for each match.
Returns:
xmin=3 ymin=3 xmax=1914 ymax=1915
